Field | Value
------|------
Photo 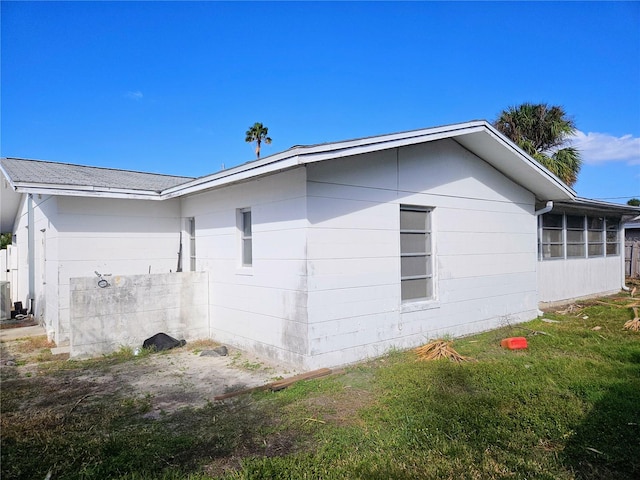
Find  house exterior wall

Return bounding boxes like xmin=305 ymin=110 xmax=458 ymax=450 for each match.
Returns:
xmin=180 ymin=168 xmax=309 ymax=367
xmin=47 ymin=196 xmax=182 ymax=344
xmin=304 ymin=139 xmax=538 ymax=369
xmin=10 ymin=194 xmax=58 ymax=335
xmin=538 ymin=256 xmax=622 ymax=304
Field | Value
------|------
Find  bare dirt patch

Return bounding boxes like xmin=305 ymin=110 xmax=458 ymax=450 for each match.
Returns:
xmin=1 ymin=333 xmax=300 ymax=416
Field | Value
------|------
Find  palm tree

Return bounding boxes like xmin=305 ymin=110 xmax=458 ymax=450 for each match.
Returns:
xmin=494 ymin=103 xmax=581 ymax=187
xmin=245 ymin=122 xmax=272 ymax=159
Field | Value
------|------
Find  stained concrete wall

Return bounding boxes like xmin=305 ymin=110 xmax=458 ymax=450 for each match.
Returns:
xmin=181 ymin=168 xmax=308 ymax=367
xmin=69 ymin=271 xmax=208 ymax=358
xmin=304 ymin=139 xmax=538 ymax=369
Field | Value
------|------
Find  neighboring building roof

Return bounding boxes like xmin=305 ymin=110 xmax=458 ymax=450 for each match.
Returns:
xmin=0 ymin=157 xmax=194 ymax=195
xmin=0 ymin=158 xmax=195 ymax=231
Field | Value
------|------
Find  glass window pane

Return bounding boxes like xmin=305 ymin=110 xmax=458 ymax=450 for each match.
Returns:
xmin=567 ymin=244 xmax=585 ymax=257
xmin=606 ymin=218 xmax=618 ymax=231
xmin=587 ymin=217 xmax=603 ymax=230
xmin=606 ymin=230 xmax=618 ymax=242
xmin=588 ymin=244 xmax=603 ymax=257
xmin=242 ymin=211 xmax=252 ymax=236
xmin=424 ymin=233 xmax=432 ymax=254
xmin=402 ymin=278 xmax=428 ymax=301
xmin=242 ymin=239 xmax=252 ymax=265
xmin=401 ymin=233 xmax=426 ymax=254
xmin=566 ymin=230 xmax=584 ymax=243
xmin=401 ymin=256 xmax=431 ymax=277
xmin=606 ymin=243 xmax=619 ymax=255
xmin=542 ymin=244 xmax=563 ymax=259
xmin=400 ymin=209 xmax=426 ymax=231
xmin=542 ymin=214 xmax=563 ymax=228
xmin=542 ymin=229 xmax=563 ymax=243
xmin=566 ymin=215 xmax=584 ymax=229
xmin=588 ymin=231 xmax=603 ymax=243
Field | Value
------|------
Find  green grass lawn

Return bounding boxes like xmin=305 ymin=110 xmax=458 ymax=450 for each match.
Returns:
xmin=2 ymin=294 xmax=639 ymax=479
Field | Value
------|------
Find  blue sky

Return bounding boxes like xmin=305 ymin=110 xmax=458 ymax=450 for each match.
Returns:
xmin=2 ymin=1 xmax=639 ymax=202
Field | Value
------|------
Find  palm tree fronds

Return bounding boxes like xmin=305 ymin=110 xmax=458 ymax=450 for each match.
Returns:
xmin=494 ymin=103 xmax=580 ymax=187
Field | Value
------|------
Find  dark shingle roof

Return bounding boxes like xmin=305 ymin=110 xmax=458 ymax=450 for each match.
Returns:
xmin=1 ymin=158 xmax=194 ymax=193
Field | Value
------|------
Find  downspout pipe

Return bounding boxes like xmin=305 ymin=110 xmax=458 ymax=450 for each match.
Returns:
xmin=621 ymin=225 xmax=630 ymax=291
xmin=27 ymin=194 xmax=35 ymax=314
xmin=535 ymin=201 xmax=553 ymax=217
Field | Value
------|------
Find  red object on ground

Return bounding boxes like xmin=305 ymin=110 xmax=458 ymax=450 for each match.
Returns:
xmin=500 ymin=337 xmax=528 ymax=350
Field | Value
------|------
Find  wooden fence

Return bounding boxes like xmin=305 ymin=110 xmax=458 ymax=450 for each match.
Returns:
xmin=625 ymin=241 xmax=640 ymax=278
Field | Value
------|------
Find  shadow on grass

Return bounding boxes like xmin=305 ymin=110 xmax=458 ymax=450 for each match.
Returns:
xmin=562 ymin=380 xmax=640 ymax=480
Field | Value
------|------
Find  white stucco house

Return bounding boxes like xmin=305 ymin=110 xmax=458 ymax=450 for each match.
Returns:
xmin=1 ymin=121 xmax=638 ymax=369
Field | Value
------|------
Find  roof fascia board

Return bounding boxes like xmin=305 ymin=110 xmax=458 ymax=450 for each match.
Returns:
xmin=11 ymin=184 xmax=163 ymax=200
xmin=0 ymin=163 xmax=17 ymax=189
xmin=477 ymin=127 xmax=576 ymax=200
xmin=297 ymin=126 xmax=487 ymax=165
xmin=162 ymin=155 xmax=303 ymax=199
xmin=162 ymin=122 xmax=489 ymax=198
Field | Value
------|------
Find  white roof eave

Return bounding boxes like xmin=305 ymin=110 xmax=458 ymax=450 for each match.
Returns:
xmin=162 ymin=120 xmax=576 ymax=202
xmin=454 ymin=127 xmax=576 ymax=201
xmin=10 ymin=183 xmax=164 ymax=200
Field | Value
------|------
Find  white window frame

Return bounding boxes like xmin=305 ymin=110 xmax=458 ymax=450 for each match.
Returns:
xmin=400 ymin=205 xmax=434 ymax=303
xmin=565 ymin=215 xmax=585 ymax=258
xmin=540 ymin=213 xmax=564 ymax=260
xmin=539 ymin=213 xmax=620 ymax=260
xmin=587 ymin=216 xmax=604 ymax=257
xmin=605 ymin=218 xmax=619 ymax=256
xmin=188 ymin=217 xmax=196 ymax=272
xmin=239 ymin=208 xmax=252 ymax=268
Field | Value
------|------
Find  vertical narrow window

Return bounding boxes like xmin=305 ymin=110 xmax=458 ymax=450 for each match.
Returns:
xmin=188 ymin=217 xmax=196 ymax=271
xmin=587 ymin=216 xmax=604 ymax=257
xmin=540 ymin=214 xmax=564 ymax=259
xmin=605 ymin=218 xmax=619 ymax=256
xmin=400 ymin=206 xmax=433 ymax=301
xmin=565 ymin=215 xmax=585 ymax=258
xmin=241 ymin=208 xmax=252 ymax=267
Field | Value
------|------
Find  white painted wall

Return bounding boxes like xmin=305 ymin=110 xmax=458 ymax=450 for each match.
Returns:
xmin=69 ymin=272 xmax=208 ymax=357
xmin=181 ymin=168 xmax=309 ymax=367
xmin=0 ymin=249 xmax=6 ymax=282
xmin=10 ymin=194 xmax=54 ymax=331
xmin=304 ymin=139 xmax=538 ymax=368
xmin=538 ymin=256 xmax=622 ymax=304
xmin=11 ymin=196 xmax=181 ymax=344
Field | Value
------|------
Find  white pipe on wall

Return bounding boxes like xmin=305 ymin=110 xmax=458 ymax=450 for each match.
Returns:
xmin=27 ymin=194 xmax=35 ymax=313
xmin=535 ymin=201 xmax=553 ymax=216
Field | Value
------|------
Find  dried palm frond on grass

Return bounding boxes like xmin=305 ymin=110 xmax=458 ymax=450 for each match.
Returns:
xmin=623 ymin=307 xmax=640 ymax=332
xmin=556 ymin=304 xmax=585 ymax=316
xmin=415 ymin=340 xmax=472 ymax=363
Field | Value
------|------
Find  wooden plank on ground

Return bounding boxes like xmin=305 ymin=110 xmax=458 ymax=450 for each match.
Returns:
xmin=213 ymin=368 xmax=333 ymax=401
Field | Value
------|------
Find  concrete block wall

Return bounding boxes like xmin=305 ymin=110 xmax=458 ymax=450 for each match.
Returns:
xmin=304 ymin=139 xmax=538 ymax=369
xmin=69 ymin=271 xmax=208 ymax=357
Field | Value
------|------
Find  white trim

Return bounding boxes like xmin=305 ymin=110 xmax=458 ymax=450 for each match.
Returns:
xmin=2 ymin=121 xmax=584 ymax=204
